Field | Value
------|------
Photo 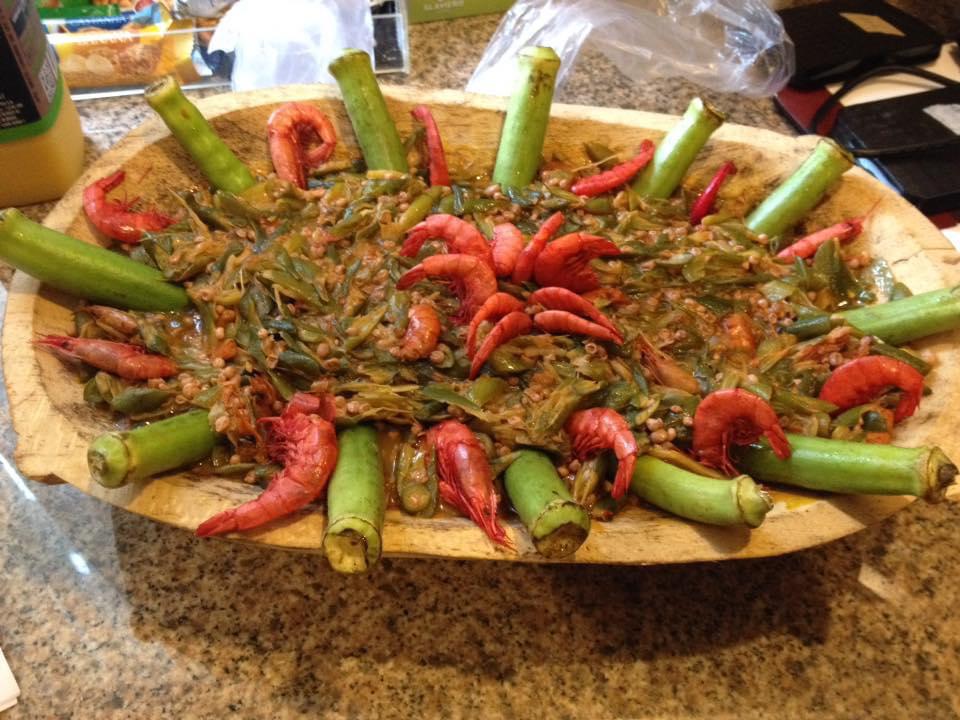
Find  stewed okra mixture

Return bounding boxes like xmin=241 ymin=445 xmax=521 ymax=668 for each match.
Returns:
xmin=2 ymin=47 xmax=958 ymax=571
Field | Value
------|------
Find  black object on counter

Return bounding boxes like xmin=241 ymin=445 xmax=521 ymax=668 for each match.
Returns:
xmin=779 ymin=0 xmax=942 ymax=89
xmin=831 ymin=82 xmax=960 ymax=214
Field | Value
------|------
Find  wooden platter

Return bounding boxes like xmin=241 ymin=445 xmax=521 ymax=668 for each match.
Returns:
xmin=4 ymin=85 xmax=960 ymax=564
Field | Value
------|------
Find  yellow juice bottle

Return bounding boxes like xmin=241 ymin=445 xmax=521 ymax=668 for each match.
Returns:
xmin=0 ymin=0 xmax=84 ymax=206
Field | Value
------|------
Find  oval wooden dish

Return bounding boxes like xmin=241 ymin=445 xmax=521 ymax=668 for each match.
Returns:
xmin=4 ymin=85 xmax=960 ymax=564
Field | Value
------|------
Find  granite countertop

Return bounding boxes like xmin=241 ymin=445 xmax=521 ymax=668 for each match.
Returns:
xmin=4 ymin=8 xmax=960 ymax=720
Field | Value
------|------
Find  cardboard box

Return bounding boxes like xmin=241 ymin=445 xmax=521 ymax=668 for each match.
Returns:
xmin=405 ymin=0 xmax=514 ymax=24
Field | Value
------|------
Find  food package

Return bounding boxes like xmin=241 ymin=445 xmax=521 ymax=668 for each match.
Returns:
xmin=42 ymin=2 xmax=225 ymax=89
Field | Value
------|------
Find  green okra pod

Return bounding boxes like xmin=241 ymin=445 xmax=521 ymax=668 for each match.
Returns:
xmin=323 ymin=425 xmax=386 ymax=574
xmin=632 ymin=97 xmax=725 ymax=199
xmin=746 ymin=138 xmax=853 ymax=240
xmin=631 ymin=455 xmax=771 ymax=528
xmin=88 ymin=410 xmax=217 ymax=488
xmin=0 ymin=208 xmax=189 ymax=311
xmin=492 ymin=46 xmax=561 ymax=190
xmin=145 ymin=76 xmax=256 ymax=195
xmin=735 ymin=434 xmax=957 ymax=503
xmin=504 ymin=450 xmax=590 ymax=558
xmin=837 ymin=285 xmax=960 ymax=345
xmin=329 ymin=49 xmax=409 ymax=173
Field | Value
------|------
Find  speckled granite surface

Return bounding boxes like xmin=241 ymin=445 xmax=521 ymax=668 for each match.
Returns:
xmin=4 ymin=8 xmax=960 ymax=720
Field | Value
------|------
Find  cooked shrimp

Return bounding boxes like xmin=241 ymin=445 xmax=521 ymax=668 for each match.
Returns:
xmin=529 ymin=286 xmax=623 ymax=342
xmin=692 ymin=388 xmax=791 ymax=476
xmin=393 ymin=303 xmax=442 ymax=361
xmin=511 ymin=211 xmax=565 ymax=284
xmin=565 ymin=408 xmax=639 ymax=499
xmin=490 ymin=223 xmax=524 ymax=277
xmin=466 ymin=292 xmax=524 ymax=357
xmin=267 ymin=102 xmax=337 ymax=189
xmin=82 ymin=171 xmax=174 ymax=244
xmin=634 ymin=333 xmax=700 ymax=394
xmin=396 ymin=253 xmax=498 ymax=324
xmin=400 ymin=214 xmax=494 ymax=267
xmin=469 ymin=311 xmax=532 ymax=379
xmin=819 ymin=356 xmax=924 ymax=423
xmin=35 ymin=336 xmax=177 ymax=380
xmin=426 ymin=420 xmax=511 ymax=548
xmin=532 ymin=232 xmax=621 ymax=293
xmin=533 ymin=310 xmax=622 ymax=344
xmin=196 ymin=393 xmax=338 ymax=537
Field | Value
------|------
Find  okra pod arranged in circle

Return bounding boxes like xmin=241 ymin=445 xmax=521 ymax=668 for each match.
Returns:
xmin=145 ymin=76 xmax=256 ymax=195
xmin=0 ymin=208 xmax=189 ymax=311
xmin=323 ymin=425 xmax=386 ymax=574
xmin=504 ymin=449 xmax=591 ymax=558
xmin=492 ymin=46 xmax=561 ymax=191
xmin=632 ymin=97 xmax=725 ymax=199
xmin=736 ymin=434 xmax=957 ymax=503
xmin=631 ymin=455 xmax=772 ymax=528
xmin=88 ymin=410 xmax=217 ymax=488
xmin=329 ymin=49 xmax=409 ymax=173
xmin=746 ymin=138 xmax=853 ymax=240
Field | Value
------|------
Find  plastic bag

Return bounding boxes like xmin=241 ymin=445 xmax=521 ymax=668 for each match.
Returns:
xmin=209 ymin=0 xmax=374 ymax=91
xmin=466 ymin=0 xmax=795 ymax=98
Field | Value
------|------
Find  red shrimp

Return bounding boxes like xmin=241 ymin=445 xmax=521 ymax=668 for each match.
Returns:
xmin=511 ymin=211 xmax=565 ymax=284
xmin=196 ymin=393 xmax=338 ymax=537
xmin=533 ymin=310 xmax=622 ymax=344
xmin=410 ymin=105 xmax=451 ymax=186
xmin=35 ymin=336 xmax=177 ymax=380
xmin=426 ymin=420 xmax=511 ymax=548
xmin=529 ymin=286 xmax=623 ymax=343
xmin=490 ymin=223 xmax=524 ymax=277
xmin=267 ymin=102 xmax=337 ymax=189
xmin=689 ymin=161 xmax=737 ymax=225
xmin=469 ymin=311 xmax=532 ymax=379
xmin=533 ymin=233 xmax=621 ymax=293
xmin=396 ymin=253 xmax=498 ymax=324
xmin=692 ymin=388 xmax=791 ymax=476
xmin=466 ymin=292 xmax=524 ymax=358
xmin=400 ymin=214 xmax=494 ymax=268
xmin=818 ymin=356 xmax=924 ymax=423
xmin=775 ymin=218 xmax=864 ymax=262
xmin=565 ymin=408 xmax=639 ymax=500
xmin=394 ymin=303 xmax=442 ymax=361
xmin=570 ymin=140 xmax=655 ymax=197
xmin=82 ymin=171 xmax=174 ymax=244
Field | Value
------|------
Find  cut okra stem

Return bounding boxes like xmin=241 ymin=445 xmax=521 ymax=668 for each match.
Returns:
xmin=0 ymin=208 xmax=189 ymax=311
xmin=504 ymin=450 xmax=590 ymax=558
xmin=88 ymin=410 xmax=217 ymax=488
xmin=632 ymin=97 xmax=725 ymax=199
xmin=631 ymin=455 xmax=771 ymax=528
xmin=736 ymin=434 xmax=957 ymax=503
xmin=837 ymin=285 xmax=960 ymax=345
xmin=145 ymin=76 xmax=256 ymax=195
xmin=746 ymin=138 xmax=853 ymax=240
xmin=323 ymin=425 xmax=386 ymax=574
xmin=329 ymin=49 xmax=409 ymax=173
xmin=491 ymin=46 xmax=561 ymax=190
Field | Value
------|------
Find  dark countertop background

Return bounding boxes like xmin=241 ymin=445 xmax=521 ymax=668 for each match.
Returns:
xmin=3 ymin=5 xmax=960 ymax=719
